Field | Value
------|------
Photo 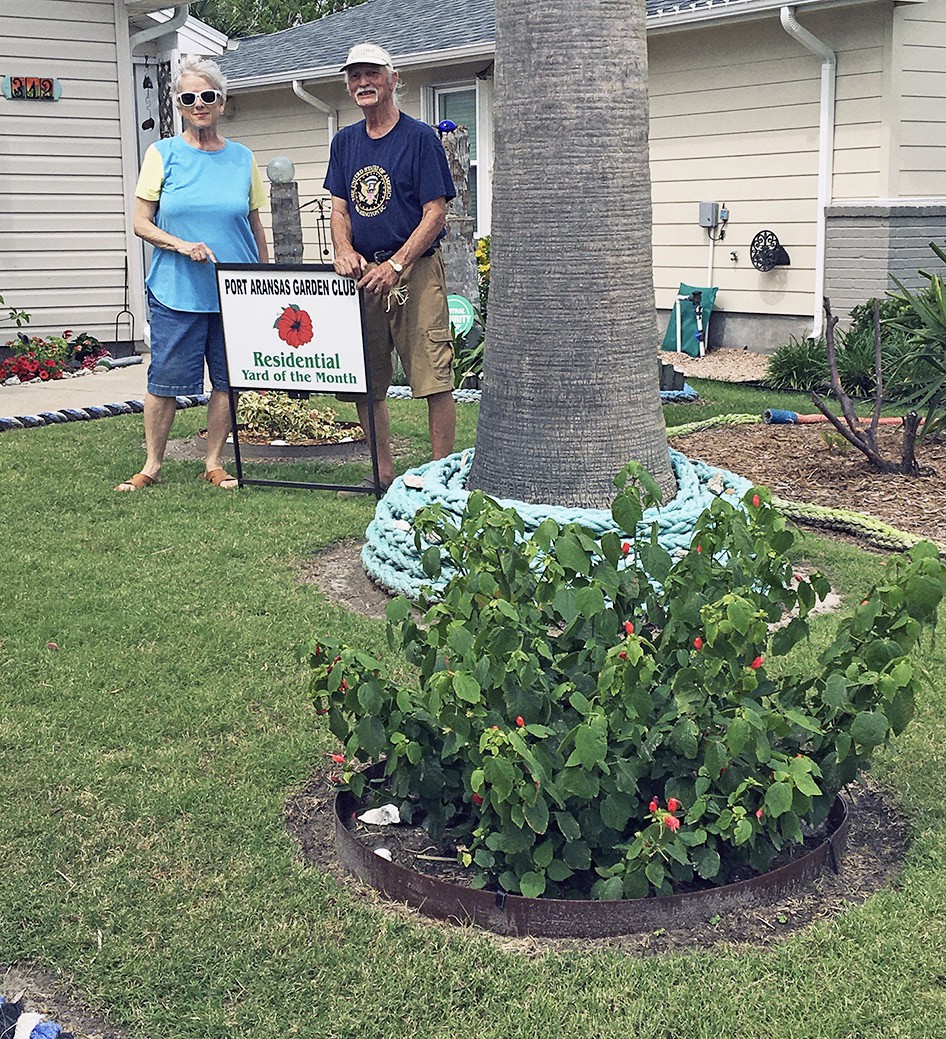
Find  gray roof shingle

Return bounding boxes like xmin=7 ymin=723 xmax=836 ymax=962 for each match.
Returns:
xmin=218 ymin=0 xmax=831 ymax=85
xmin=218 ymin=0 xmax=496 ymax=83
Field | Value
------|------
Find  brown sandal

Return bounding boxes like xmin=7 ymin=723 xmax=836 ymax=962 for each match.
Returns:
xmin=199 ymin=468 xmax=238 ymax=488
xmin=115 ymin=472 xmax=157 ymax=492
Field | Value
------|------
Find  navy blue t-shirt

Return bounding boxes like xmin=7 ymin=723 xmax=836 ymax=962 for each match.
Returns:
xmin=324 ymin=113 xmax=456 ymax=258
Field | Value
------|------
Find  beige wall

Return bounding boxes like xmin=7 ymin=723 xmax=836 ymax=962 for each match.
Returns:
xmin=892 ymin=0 xmax=946 ymax=196
xmin=648 ymin=5 xmax=889 ymax=322
xmin=0 ymin=0 xmax=129 ymax=341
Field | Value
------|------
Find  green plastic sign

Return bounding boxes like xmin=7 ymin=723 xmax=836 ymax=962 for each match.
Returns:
xmin=447 ymin=294 xmax=476 ymax=337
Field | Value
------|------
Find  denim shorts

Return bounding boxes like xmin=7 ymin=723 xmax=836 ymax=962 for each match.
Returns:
xmin=147 ymin=291 xmax=229 ymax=396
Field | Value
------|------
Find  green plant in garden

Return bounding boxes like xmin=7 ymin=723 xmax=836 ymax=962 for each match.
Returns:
xmin=304 ymin=470 xmax=946 ymax=899
xmin=475 ymin=234 xmax=490 ymax=318
xmin=237 ymin=390 xmax=362 ymax=442
xmin=452 ymin=306 xmax=486 ymax=388
xmin=888 ymin=241 xmax=946 ymax=440
xmin=0 ymin=292 xmax=30 ymax=329
xmin=765 ymin=335 xmax=829 ymax=392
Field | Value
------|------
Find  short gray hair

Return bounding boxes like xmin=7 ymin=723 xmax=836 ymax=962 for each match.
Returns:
xmin=174 ymin=54 xmax=228 ymax=99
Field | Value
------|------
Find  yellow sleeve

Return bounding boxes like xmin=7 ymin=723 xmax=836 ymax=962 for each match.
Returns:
xmin=249 ymin=159 xmax=268 ymax=211
xmin=135 ymin=144 xmax=165 ymax=201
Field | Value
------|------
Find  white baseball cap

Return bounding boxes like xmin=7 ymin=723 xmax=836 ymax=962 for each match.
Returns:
xmin=340 ymin=44 xmax=394 ymax=71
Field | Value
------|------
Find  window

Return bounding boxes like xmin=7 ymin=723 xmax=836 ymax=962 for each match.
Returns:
xmin=436 ymin=86 xmax=478 ymax=227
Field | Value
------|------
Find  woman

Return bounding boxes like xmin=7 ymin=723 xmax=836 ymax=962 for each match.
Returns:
xmin=117 ymin=55 xmax=269 ymax=491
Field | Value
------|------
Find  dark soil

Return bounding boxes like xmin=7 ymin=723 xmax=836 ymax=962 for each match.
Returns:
xmin=285 ymin=773 xmax=910 ymax=954
xmin=0 ymin=965 xmax=125 ymax=1038
xmin=671 ymin=423 xmax=945 ymax=544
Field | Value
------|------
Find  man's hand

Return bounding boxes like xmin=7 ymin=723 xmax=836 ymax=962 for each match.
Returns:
xmin=334 ymin=249 xmax=367 ymax=279
xmin=357 ymin=261 xmax=400 ymax=295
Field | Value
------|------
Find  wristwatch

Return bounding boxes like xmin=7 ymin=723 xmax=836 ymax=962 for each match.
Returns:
xmin=387 ymin=258 xmax=404 ymax=274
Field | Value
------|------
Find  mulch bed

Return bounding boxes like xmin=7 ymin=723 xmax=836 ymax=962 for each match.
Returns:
xmin=671 ymin=423 xmax=945 ymax=544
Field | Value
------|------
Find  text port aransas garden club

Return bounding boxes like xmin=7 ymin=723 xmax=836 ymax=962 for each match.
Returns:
xmin=216 ymin=268 xmax=368 ymax=392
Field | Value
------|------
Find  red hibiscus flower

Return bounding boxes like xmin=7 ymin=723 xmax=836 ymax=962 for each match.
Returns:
xmin=472 ymin=792 xmax=484 ymax=806
xmin=649 ymin=798 xmax=659 ymax=813
xmin=663 ymin=815 xmax=681 ymax=832
xmin=619 ymin=651 xmax=627 ymax=660
xmin=621 ymin=541 xmax=631 ymax=555
xmin=275 ymin=304 xmax=314 ymax=348
xmin=667 ymin=797 xmax=681 ymax=813
xmin=693 ymin=636 xmax=703 ymax=651
xmin=331 ymin=753 xmax=346 ymax=764
xmin=515 ymin=715 xmax=525 ymax=727
xmin=751 ymin=493 xmax=761 ymax=507
xmin=750 ymin=655 xmax=765 ymax=670
xmin=624 ymin=620 xmax=634 ymax=635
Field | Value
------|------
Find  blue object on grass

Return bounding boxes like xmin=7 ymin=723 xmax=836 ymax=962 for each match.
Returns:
xmin=763 ymin=408 xmax=798 ymax=424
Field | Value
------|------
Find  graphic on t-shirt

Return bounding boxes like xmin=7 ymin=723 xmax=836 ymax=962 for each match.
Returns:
xmin=274 ymin=304 xmax=314 ymax=348
xmin=351 ymin=164 xmax=392 ymax=217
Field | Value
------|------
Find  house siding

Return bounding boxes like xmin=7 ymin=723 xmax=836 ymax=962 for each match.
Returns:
xmin=648 ymin=5 xmax=887 ymax=342
xmin=0 ymin=0 xmax=131 ymax=341
xmin=897 ymin=0 xmax=946 ymax=197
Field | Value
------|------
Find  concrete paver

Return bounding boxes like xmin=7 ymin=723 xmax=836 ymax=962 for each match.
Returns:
xmin=0 ymin=357 xmax=151 ymax=419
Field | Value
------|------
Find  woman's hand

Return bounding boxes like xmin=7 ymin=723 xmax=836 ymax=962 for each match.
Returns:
xmin=177 ymin=240 xmax=217 ymax=264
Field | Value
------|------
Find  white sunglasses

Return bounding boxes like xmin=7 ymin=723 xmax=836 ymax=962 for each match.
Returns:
xmin=177 ymin=89 xmax=223 ymax=107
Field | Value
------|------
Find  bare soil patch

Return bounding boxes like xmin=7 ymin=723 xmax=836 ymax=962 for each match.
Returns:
xmin=0 ymin=965 xmax=125 ymax=1039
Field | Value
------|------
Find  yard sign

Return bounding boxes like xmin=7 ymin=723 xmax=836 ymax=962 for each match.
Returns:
xmin=214 ymin=262 xmax=382 ymax=496
xmin=216 ymin=263 xmax=368 ymax=393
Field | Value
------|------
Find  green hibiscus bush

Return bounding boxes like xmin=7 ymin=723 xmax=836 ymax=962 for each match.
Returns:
xmin=304 ymin=468 xmax=946 ymax=899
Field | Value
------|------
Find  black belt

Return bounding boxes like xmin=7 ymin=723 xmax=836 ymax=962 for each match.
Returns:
xmin=372 ymin=246 xmax=438 ymax=263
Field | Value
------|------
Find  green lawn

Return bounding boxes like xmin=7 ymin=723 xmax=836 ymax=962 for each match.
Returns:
xmin=1 ymin=388 xmax=945 ymax=1038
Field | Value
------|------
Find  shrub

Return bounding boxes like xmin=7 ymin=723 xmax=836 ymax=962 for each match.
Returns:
xmin=765 ymin=335 xmax=828 ymax=392
xmin=236 ymin=390 xmax=361 ymax=442
xmin=304 ymin=470 xmax=946 ymax=900
xmin=475 ymin=235 xmax=490 ymax=318
xmin=887 ymin=242 xmax=946 ymax=439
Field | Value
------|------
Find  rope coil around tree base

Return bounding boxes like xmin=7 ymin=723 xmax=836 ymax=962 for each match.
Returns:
xmin=362 ymin=448 xmax=753 ymax=600
xmin=0 ymin=394 xmax=210 ymax=433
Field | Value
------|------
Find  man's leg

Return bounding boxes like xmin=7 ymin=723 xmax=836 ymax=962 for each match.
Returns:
xmin=116 ymin=391 xmax=176 ymax=489
xmin=355 ymin=396 xmax=394 ymax=487
xmin=203 ymin=389 xmax=238 ymax=488
xmin=426 ymin=389 xmax=456 ymax=460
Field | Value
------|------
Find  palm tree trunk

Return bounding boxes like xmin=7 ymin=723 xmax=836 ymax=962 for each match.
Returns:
xmin=469 ymin=0 xmax=676 ymax=508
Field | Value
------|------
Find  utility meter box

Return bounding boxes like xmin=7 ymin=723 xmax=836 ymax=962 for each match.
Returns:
xmin=699 ymin=201 xmax=720 ymax=228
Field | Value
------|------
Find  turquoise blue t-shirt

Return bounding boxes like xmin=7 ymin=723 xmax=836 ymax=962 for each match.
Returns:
xmin=139 ymin=137 xmax=263 ymax=313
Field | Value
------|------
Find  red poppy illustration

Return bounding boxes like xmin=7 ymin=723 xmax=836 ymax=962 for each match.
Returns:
xmin=274 ymin=303 xmax=313 ymax=348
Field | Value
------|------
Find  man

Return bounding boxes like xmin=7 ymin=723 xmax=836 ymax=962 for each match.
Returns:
xmin=325 ymin=43 xmax=457 ymax=492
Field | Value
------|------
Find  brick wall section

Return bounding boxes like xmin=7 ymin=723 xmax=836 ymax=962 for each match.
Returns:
xmin=825 ymin=203 xmax=946 ymax=319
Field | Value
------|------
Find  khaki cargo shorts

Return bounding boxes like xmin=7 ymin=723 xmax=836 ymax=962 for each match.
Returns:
xmin=338 ymin=251 xmax=454 ymax=403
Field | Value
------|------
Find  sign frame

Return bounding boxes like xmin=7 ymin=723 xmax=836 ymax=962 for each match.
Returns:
xmin=215 ymin=261 xmax=383 ymax=497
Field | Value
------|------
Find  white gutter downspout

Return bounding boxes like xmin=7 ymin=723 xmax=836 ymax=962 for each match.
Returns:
xmin=129 ymin=5 xmax=189 ymax=51
xmin=780 ymin=6 xmax=836 ymax=339
xmin=292 ymin=80 xmax=338 ymax=140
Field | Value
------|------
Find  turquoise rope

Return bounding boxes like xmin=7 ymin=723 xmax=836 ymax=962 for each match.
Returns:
xmin=362 ymin=448 xmax=753 ymax=599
